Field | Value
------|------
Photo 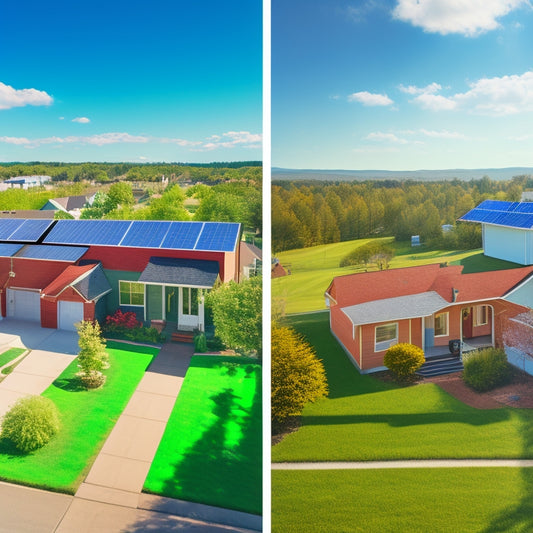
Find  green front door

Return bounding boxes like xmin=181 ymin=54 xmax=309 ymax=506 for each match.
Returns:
xmin=165 ymin=286 xmax=178 ymax=323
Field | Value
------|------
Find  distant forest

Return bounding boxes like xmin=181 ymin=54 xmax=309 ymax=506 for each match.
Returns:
xmin=272 ymin=175 xmax=533 ymax=252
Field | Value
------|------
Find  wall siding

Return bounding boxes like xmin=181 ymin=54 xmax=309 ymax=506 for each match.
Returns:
xmin=484 ymin=225 xmax=528 ymax=265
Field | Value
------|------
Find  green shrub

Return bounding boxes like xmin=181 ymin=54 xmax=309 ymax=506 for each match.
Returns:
xmin=1 ymin=396 xmax=60 ymax=453
xmin=76 ymin=321 xmax=109 ymax=389
xmin=1 ymin=365 xmax=14 ymax=375
xmin=194 ymin=332 xmax=208 ymax=353
xmin=384 ymin=343 xmax=425 ymax=379
xmin=462 ymin=348 xmax=512 ymax=392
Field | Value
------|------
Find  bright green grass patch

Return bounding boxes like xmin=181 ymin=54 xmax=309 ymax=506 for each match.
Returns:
xmin=0 ymin=348 xmax=25 ymax=368
xmin=272 ymin=468 xmax=533 ymax=532
xmin=273 ymin=237 xmax=521 ymax=314
xmin=0 ymin=341 xmax=158 ymax=493
xmin=272 ymin=313 xmax=533 ymax=462
xmin=144 ymin=355 xmax=262 ymax=515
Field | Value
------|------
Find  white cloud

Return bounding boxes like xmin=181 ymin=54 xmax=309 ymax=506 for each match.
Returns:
xmin=366 ymin=132 xmax=409 ymax=144
xmin=399 ymin=82 xmax=442 ymax=95
xmin=72 ymin=117 xmax=90 ymax=123
xmin=413 ymin=93 xmax=457 ymax=111
xmin=419 ymin=129 xmax=470 ymax=140
xmin=346 ymin=1 xmax=382 ymax=22
xmin=348 ymin=91 xmax=394 ymax=106
xmin=0 ymin=136 xmax=32 ymax=145
xmin=392 ymin=0 xmax=527 ymax=37
xmin=0 ymin=82 xmax=53 ymax=110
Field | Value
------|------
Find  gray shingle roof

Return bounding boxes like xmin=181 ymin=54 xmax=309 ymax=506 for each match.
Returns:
xmin=138 ymin=257 xmax=219 ymax=288
xmin=73 ymin=264 xmax=112 ymax=300
xmin=341 ymin=291 xmax=449 ymax=326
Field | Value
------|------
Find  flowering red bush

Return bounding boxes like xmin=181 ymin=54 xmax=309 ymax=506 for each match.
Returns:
xmin=105 ymin=309 xmax=140 ymax=329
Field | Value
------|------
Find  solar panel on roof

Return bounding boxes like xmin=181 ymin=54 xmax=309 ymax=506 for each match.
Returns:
xmin=119 ymin=221 xmax=171 ymax=248
xmin=16 ymin=245 xmax=89 ymax=262
xmin=161 ymin=222 xmax=203 ymax=250
xmin=0 ymin=243 xmax=23 ymax=257
xmin=0 ymin=219 xmax=25 ymax=240
xmin=513 ymin=202 xmax=533 ymax=214
xmin=44 ymin=220 xmax=133 ymax=246
xmin=7 ymin=219 xmax=53 ymax=242
xmin=194 ymin=222 xmax=240 ymax=252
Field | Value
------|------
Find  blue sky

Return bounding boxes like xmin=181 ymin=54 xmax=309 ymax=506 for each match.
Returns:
xmin=272 ymin=0 xmax=533 ymax=170
xmin=0 ymin=0 xmax=262 ymax=163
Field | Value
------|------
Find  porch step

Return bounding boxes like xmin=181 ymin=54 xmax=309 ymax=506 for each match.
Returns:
xmin=171 ymin=332 xmax=194 ymax=343
xmin=417 ymin=356 xmax=463 ymax=377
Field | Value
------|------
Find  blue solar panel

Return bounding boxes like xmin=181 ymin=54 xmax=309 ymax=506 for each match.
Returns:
xmin=119 ymin=221 xmax=171 ymax=248
xmin=0 ymin=219 xmax=25 ymax=240
xmin=513 ymin=202 xmax=533 ymax=214
xmin=0 ymin=243 xmax=23 ymax=257
xmin=44 ymin=220 xmax=133 ymax=246
xmin=477 ymin=200 xmax=517 ymax=212
xmin=161 ymin=222 xmax=203 ymax=250
xmin=194 ymin=222 xmax=240 ymax=252
xmin=17 ymin=245 xmax=89 ymax=262
xmin=7 ymin=219 xmax=53 ymax=242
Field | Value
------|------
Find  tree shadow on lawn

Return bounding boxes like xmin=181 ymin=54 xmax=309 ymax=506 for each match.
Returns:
xmin=140 ymin=370 xmax=262 ymax=524
xmin=0 ymin=436 xmax=28 ymax=457
xmin=52 ymin=377 xmax=86 ymax=393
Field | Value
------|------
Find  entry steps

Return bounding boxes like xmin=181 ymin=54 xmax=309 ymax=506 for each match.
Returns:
xmin=416 ymin=354 xmax=463 ymax=377
xmin=171 ymin=331 xmax=194 ymax=343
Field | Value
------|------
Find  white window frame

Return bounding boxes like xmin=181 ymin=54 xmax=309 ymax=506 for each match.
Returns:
xmin=375 ymin=322 xmax=398 ymax=352
xmin=119 ymin=281 xmax=145 ymax=307
xmin=434 ymin=312 xmax=449 ymax=337
xmin=474 ymin=305 xmax=488 ymax=326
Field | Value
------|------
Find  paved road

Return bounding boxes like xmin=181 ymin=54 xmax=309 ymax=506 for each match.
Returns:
xmin=272 ymin=459 xmax=533 ymax=469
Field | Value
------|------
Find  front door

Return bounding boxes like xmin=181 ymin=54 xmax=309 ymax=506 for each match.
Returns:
xmin=462 ymin=307 xmax=473 ymax=339
xmin=165 ymin=286 xmax=178 ymax=323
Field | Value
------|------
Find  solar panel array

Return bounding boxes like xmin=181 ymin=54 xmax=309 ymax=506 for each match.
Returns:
xmin=459 ymin=201 xmax=533 ymax=229
xmin=0 ymin=243 xmax=24 ymax=257
xmin=0 ymin=219 xmax=53 ymax=242
xmin=16 ymin=245 xmax=89 ymax=262
xmin=44 ymin=220 xmax=240 ymax=252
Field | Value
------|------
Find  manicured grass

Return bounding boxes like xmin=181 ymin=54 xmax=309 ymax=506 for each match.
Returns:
xmin=0 ymin=348 xmax=25 ymax=368
xmin=272 ymin=313 xmax=533 ymax=462
xmin=272 ymin=468 xmax=533 ymax=532
xmin=0 ymin=341 xmax=158 ymax=493
xmin=273 ymin=238 xmax=521 ymax=314
xmin=144 ymin=355 xmax=262 ymax=515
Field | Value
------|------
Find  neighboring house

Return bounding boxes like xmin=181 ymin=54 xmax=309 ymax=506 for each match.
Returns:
xmin=0 ymin=218 xmax=240 ymax=333
xmin=240 ymin=241 xmax=262 ymax=280
xmin=41 ymin=194 xmax=96 ymax=218
xmin=4 ymin=175 xmax=51 ymax=189
xmin=0 ymin=210 xmax=56 ymax=219
xmin=459 ymin=200 xmax=533 ymax=265
xmin=271 ymin=260 xmax=287 ymax=278
xmin=326 ymin=263 xmax=533 ymax=373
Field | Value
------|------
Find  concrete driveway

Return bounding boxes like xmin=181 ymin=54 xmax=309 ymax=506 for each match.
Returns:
xmin=0 ymin=320 xmax=78 ymax=418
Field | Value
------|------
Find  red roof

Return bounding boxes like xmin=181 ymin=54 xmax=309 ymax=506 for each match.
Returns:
xmin=326 ymin=263 xmax=533 ymax=307
xmin=42 ymin=263 xmax=96 ymax=298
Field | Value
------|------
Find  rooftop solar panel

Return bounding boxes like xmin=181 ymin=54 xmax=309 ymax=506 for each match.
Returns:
xmin=16 ymin=245 xmax=89 ymax=262
xmin=0 ymin=243 xmax=24 ymax=257
xmin=194 ymin=222 xmax=240 ymax=252
xmin=119 ymin=221 xmax=171 ymax=248
xmin=7 ymin=219 xmax=53 ymax=242
xmin=513 ymin=202 xmax=533 ymax=214
xmin=477 ymin=200 xmax=517 ymax=212
xmin=44 ymin=220 xmax=133 ymax=246
xmin=161 ymin=222 xmax=203 ymax=250
xmin=0 ymin=219 xmax=25 ymax=240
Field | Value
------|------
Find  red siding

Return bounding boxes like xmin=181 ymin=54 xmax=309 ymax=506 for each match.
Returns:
xmin=8 ymin=258 xmax=71 ymax=290
xmin=330 ymin=307 xmax=360 ymax=367
xmin=84 ymin=301 xmax=95 ymax=322
xmin=41 ymin=299 xmax=57 ymax=329
xmin=80 ymin=246 xmax=236 ymax=282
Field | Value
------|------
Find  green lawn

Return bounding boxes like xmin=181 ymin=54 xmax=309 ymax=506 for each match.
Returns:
xmin=272 ymin=468 xmax=533 ymax=532
xmin=144 ymin=355 xmax=262 ymax=515
xmin=0 ymin=348 xmax=26 ymax=368
xmin=0 ymin=341 xmax=158 ymax=493
xmin=272 ymin=313 xmax=533 ymax=462
xmin=273 ymin=238 xmax=522 ymax=314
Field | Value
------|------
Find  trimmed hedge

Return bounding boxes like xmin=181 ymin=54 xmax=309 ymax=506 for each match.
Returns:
xmin=462 ymin=348 xmax=512 ymax=392
xmin=384 ymin=343 xmax=425 ymax=378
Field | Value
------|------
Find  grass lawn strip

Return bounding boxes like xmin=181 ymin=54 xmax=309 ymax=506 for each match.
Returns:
xmin=272 ymin=313 xmax=533 ymax=462
xmin=0 ymin=347 xmax=26 ymax=373
xmin=0 ymin=341 xmax=158 ymax=493
xmin=144 ymin=355 xmax=262 ymax=515
xmin=272 ymin=468 xmax=533 ymax=532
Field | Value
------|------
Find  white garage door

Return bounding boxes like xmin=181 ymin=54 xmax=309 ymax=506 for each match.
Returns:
xmin=58 ymin=301 xmax=84 ymax=331
xmin=6 ymin=289 xmax=41 ymax=322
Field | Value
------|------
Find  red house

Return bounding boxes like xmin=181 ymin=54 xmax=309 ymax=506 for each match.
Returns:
xmin=326 ymin=263 xmax=533 ymax=373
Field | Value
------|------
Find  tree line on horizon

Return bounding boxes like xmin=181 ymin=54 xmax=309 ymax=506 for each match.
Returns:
xmin=272 ymin=175 xmax=533 ymax=252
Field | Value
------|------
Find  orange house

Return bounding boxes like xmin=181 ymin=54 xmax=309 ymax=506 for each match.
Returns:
xmin=325 ymin=263 xmax=533 ymax=373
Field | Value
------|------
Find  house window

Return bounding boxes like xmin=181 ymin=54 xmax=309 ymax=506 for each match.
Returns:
xmin=434 ymin=312 xmax=449 ymax=337
xmin=474 ymin=305 xmax=488 ymax=326
xmin=182 ymin=287 xmax=199 ymax=315
xmin=119 ymin=281 xmax=144 ymax=306
xmin=375 ymin=323 xmax=398 ymax=352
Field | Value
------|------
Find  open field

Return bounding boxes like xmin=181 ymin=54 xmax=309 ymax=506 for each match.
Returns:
xmin=273 ymin=238 xmax=522 ymax=314
xmin=272 ymin=313 xmax=533 ymax=462
xmin=0 ymin=341 xmax=157 ymax=493
xmin=144 ymin=355 xmax=262 ymax=515
xmin=272 ymin=468 xmax=533 ymax=532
